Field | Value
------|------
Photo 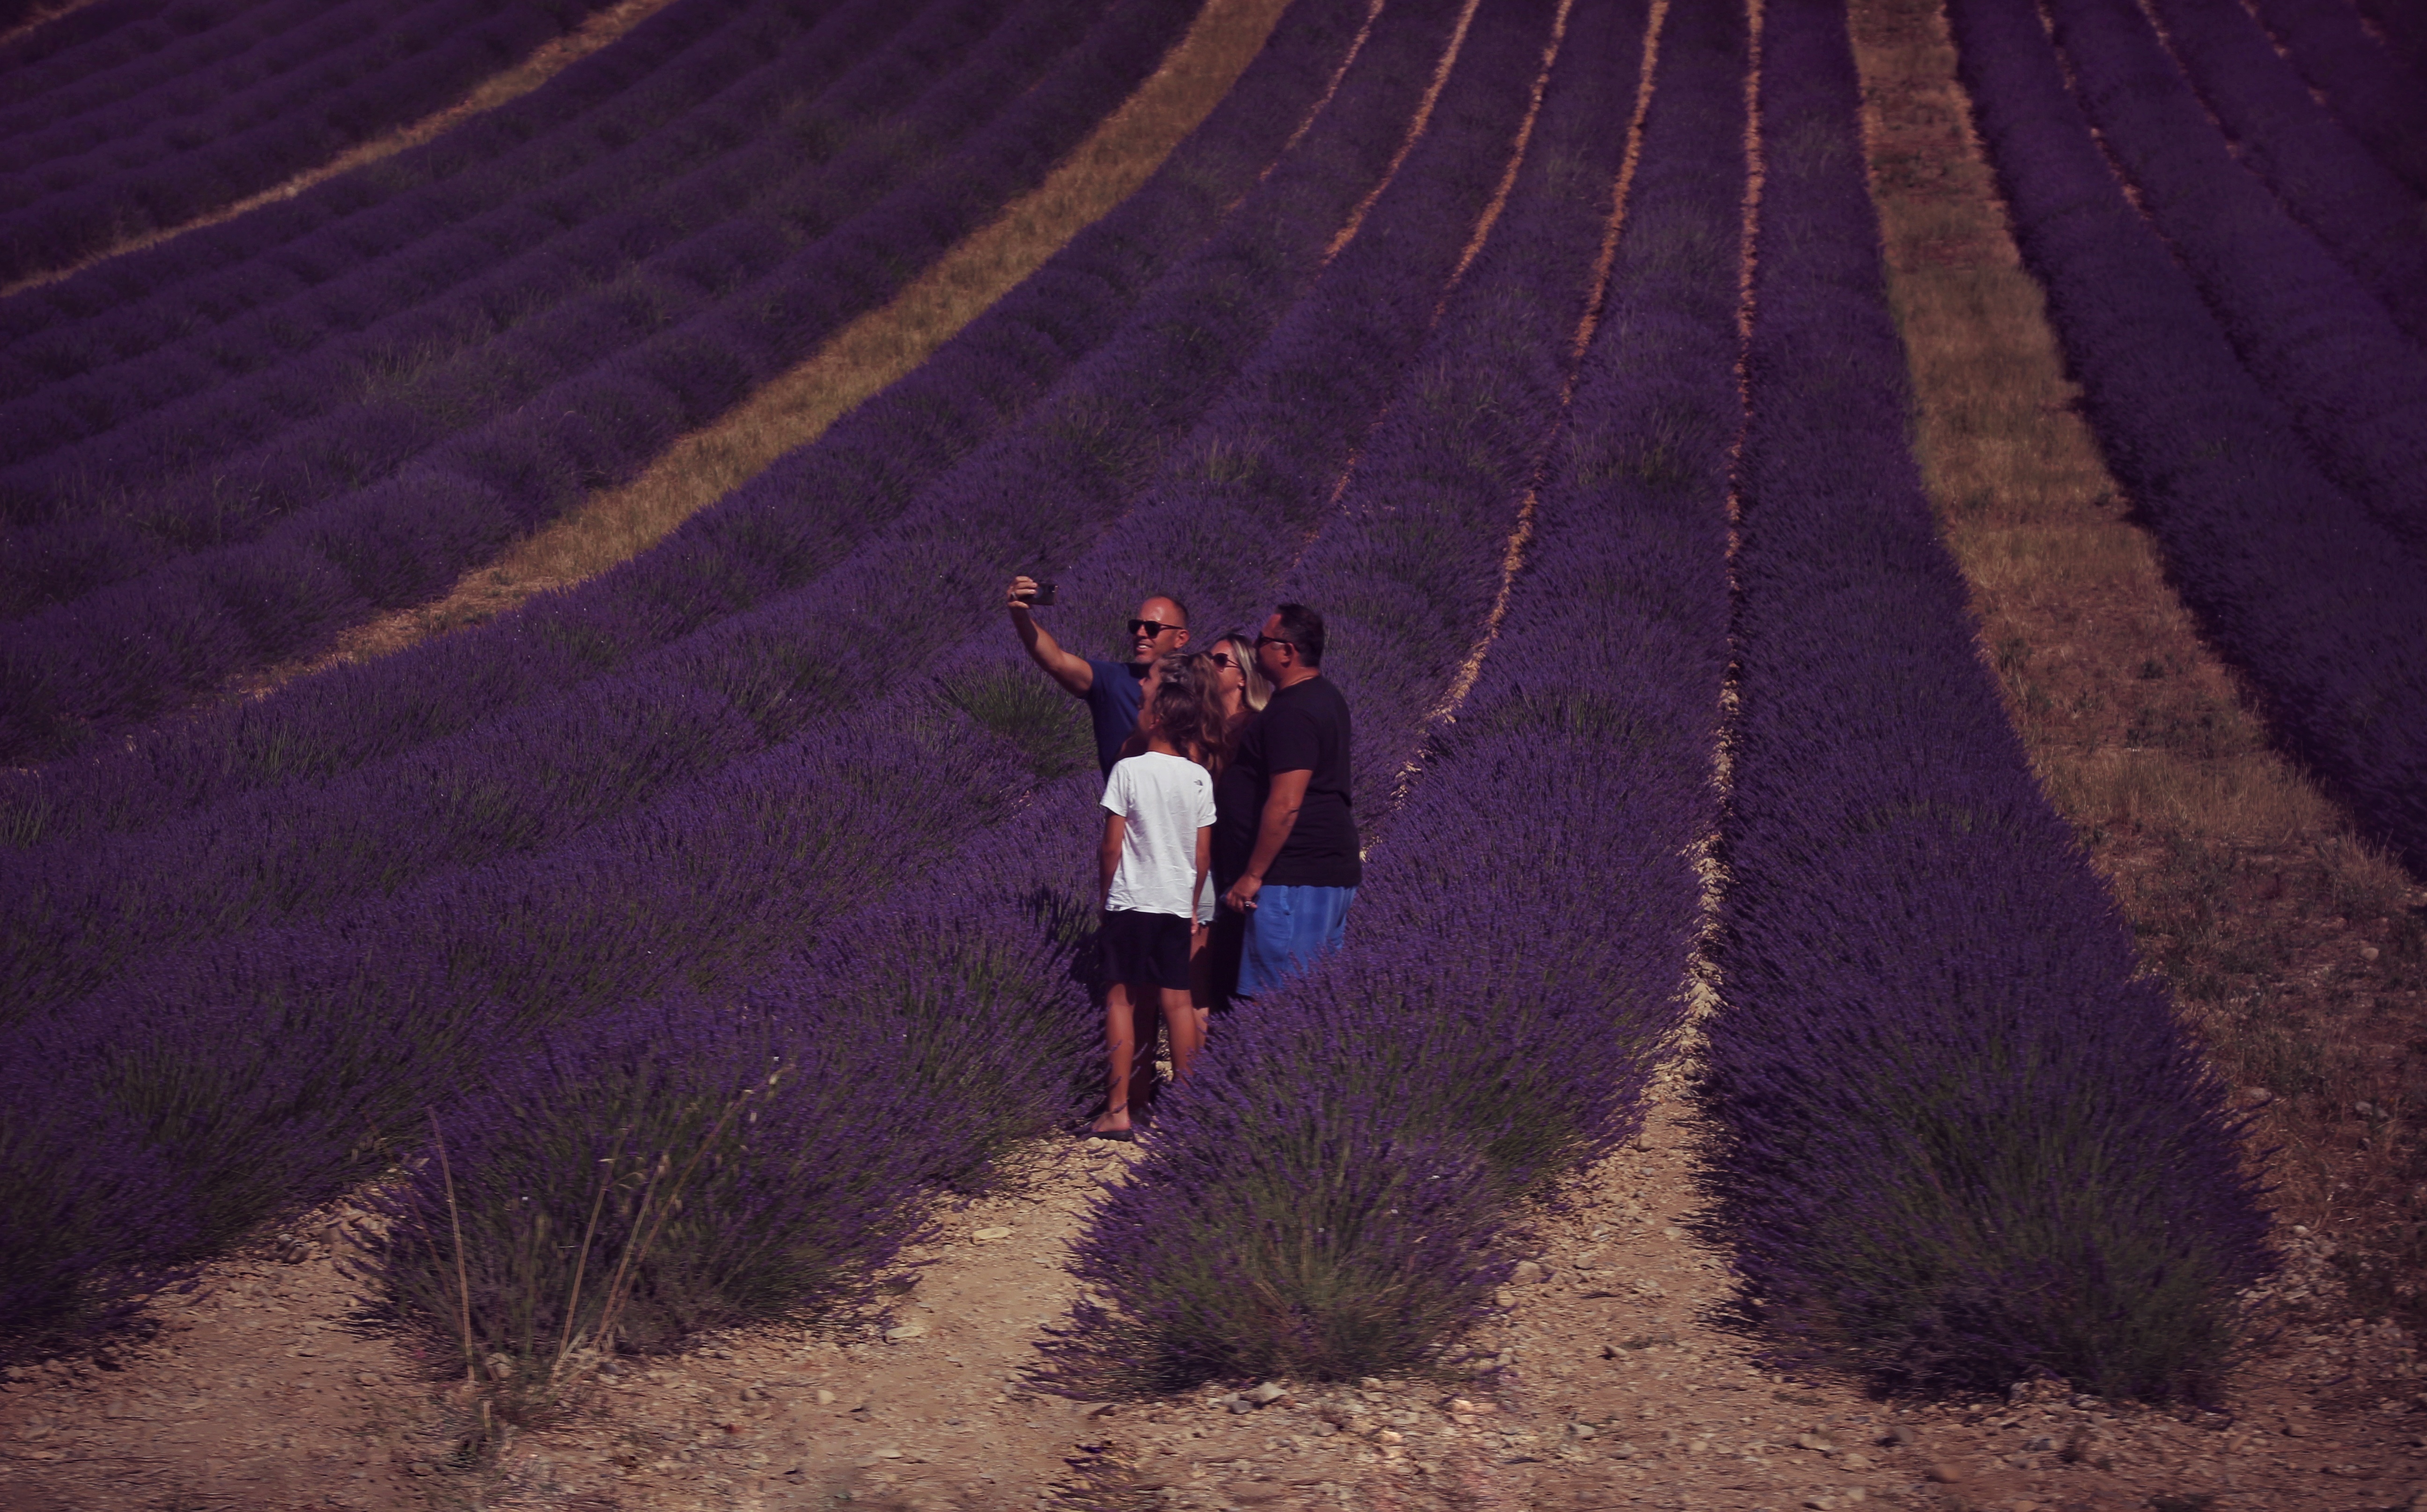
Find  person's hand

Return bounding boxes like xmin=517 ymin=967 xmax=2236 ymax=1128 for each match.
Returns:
xmin=1007 ymin=574 xmax=1039 ymax=613
xmin=1221 ymin=874 xmax=1262 ymax=913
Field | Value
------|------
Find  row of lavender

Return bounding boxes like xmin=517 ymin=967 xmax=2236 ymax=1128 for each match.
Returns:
xmin=2352 ymin=0 xmax=2427 ymax=81
xmin=0 ymin=0 xmax=1430 ymax=1027
xmin=365 ymin=0 xmax=1643 ymax=1369
xmin=1050 ymin=0 xmax=1733 ymax=1390
xmin=0 ymin=0 xmax=1200 ymax=760
xmin=1045 ymin=0 xmax=2277 ymax=1402
xmin=2141 ymin=0 xmax=2427 ymax=344
xmin=2042 ymin=0 xmax=2427 ymax=553
xmin=1 ymin=0 xmax=347 ymax=136
xmin=0 ymin=0 xmax=776 ymax=369
xmin=0 ymin=0 xmax=1037 ymax=535
xmin=5 ymin=0 xmax=2285 ymax=1400
xmin=2248 ymin=0 xmax=2427 ymax=200
xmin=0 ymin=0 xmax=1048 ymax=611
xmin=0 ymin=0 xmax=1415 ymax=1025
xmin=1947 ymin=0 xmax=2427 ymax=876
xmin=0 ymin=0 xmax=630 ymax=286
xmin=0 ymin=0 xmax=1442 ymax=1359
xmin=1697 ymin=0 xmax=2269 ymax=1402
xmin=1 ymin=0 xmax=870 ymax=472
xmin=2 ymin=0 xmax=532 ymax=177
xmin=0 ymin=0 xmax=335 ymax=99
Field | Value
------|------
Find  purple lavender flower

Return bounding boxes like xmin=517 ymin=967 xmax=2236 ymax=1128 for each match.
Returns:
xmin=1699 ymin=0 xmax=2272 ymax=1403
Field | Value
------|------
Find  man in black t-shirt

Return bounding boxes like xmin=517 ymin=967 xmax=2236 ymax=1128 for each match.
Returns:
xmin=1219 ymin=603 xmax=1358 ymax=998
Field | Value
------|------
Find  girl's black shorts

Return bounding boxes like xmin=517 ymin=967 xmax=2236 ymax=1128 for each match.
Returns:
xmin=1098 ymin=909 xmax=1191 ymax=991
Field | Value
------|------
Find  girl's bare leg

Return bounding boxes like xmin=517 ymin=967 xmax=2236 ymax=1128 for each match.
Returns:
xmin=1161 ymin=984 xmax=1202 ymax=1082
xmin=1093 ymin=983 xmax=1140 ymax=1135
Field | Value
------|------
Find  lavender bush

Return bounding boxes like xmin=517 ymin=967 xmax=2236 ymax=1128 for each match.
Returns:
xmin=0 ymin=0 xmax=625 ymax=285
xmin=2146 ymin=0 xmax=2427 ymax=338
xmin=2246 ymin=0 xmax=2427 ymax=198
xmin=76 ymin=0 xmax=1534 ymax=1369
xmin=0 ymin=0 xmax=773 ymax=388
xmin=0 ymin=1065 xmax=198 ymax=1365
xmin=0 ymin=0 xmax=311 ymax=105
xmin=1948 ymin=0 xmax=2427 ymax=875
xmin=520 ymin=0 xmax=1611 ymax=1373
xmin=0 ymin=0 xmax=1432 ymax=1024
xmin=0 ymin=0 xmax=1368 ymax=854
xmin=368 ymin=860 xmax=1108 ymax=1372
xmin=0 ymin=0 xmax=331 ymax=139
xmin=1048 ymin=0 xmax=1741 ymax=1393
xmin=2351 ymin=0 xmax=2427 ymax=80
xmin=1697 ymin=0 xmax=2271 ymax=1402
xmin=1066 ymin=1091 xmax=1515 ymax=1391
xmin=0 ymin=0 xmax=1048 ymax=571
xmin=0 ymin=0 xmax=887 ymax=465
xmin=2042 ymin=0 xmax=2427 ymax=533
xmin=365 ymin=998 xmax=971 ymax=1366
xmin=0 ymin=0 xmax=1441 ymax=1345
xmin=0 ymin=0 xmax=1202 ymax=757
xmin=0 ymin=0 xmax=452 ymax=177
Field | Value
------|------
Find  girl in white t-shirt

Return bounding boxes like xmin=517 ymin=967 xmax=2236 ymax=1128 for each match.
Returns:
xmin=1088 ymin=654 xmax=1223 ymax=1139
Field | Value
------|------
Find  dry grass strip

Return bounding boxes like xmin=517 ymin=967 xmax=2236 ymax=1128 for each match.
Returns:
xmin=255 ymin=0 xmax=1295 ymax=690
xmin=0 ymin=0 xmax=686 ymax=299
xmin=1846 ymin=0 xmax=2427 ymax=1282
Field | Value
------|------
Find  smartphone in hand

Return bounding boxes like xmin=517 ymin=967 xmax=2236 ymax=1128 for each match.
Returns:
xmin=1024 ymin=580 xmax=1057 ymax=607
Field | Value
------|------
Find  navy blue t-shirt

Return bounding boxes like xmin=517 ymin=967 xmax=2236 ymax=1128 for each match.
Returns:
xmin=1084 ymin=658 xmax=1149 ymax=774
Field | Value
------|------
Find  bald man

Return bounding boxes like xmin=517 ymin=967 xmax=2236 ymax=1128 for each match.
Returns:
xmin=1006 ymin=577 xmax=1191 ymax=775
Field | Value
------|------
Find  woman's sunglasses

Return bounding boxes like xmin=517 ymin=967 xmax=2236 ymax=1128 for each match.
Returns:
xmin=1209 ymin=652 xmax=1239 ymax=669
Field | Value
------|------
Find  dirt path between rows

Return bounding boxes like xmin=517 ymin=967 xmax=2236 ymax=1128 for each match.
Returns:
xmin=7 ymin=1074 xmax=2424 ymax=1511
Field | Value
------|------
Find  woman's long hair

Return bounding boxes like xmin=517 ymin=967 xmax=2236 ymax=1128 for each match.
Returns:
xmin=1146 ymin=651 xmax=1234 ymax=775
xmin=1216 ymin=630 xmax=1273 ymax=714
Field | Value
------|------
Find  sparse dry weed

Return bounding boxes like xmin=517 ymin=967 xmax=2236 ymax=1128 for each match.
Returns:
xmin=1848 ymin=0 xmax=2427 ymax=1318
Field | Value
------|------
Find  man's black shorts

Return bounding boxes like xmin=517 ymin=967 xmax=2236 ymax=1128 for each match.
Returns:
xmin=1099 ymin=909 xmax=1191 ymax=991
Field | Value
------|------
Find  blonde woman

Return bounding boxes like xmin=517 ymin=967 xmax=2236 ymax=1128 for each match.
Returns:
xmin=1199 ymin=631 xmax=1271 ymax=1017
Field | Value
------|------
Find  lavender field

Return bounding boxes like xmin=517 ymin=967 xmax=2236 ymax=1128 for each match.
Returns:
xmin=3 ymin=0 xmax=2420 ymax=1424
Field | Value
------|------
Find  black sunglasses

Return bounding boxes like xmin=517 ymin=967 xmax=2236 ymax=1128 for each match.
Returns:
xmin=1254 ymin=634 xmax=1294 ymax=650
xmin=1208 ymin=652 xmax=1240 ymax=669
xmin=1129 ymin=618 xmax=1180 ymax=638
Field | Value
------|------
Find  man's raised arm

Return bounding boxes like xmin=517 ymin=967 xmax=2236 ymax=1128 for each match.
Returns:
xmin=1007 ymin=574 xmax=1093 ymax=696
